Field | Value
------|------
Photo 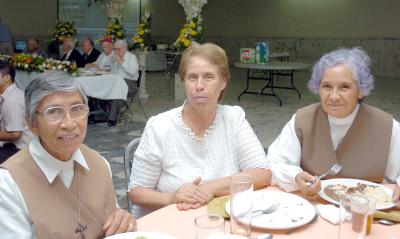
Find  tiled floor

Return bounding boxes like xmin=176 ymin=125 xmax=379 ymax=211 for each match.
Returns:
xmin=84 ymin=68 xmax=400 ymax=209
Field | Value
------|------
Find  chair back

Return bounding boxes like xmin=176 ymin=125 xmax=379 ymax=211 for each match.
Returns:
xmin=126 ymin=71 xmax=141 ymax=99
xmin=124 ymin=137 xmax=141 ymax=213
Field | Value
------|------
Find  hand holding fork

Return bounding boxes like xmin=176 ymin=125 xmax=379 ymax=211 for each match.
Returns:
xmin=295 ymin=163 xmax=342 ymax=196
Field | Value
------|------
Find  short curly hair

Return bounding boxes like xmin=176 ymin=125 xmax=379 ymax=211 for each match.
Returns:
xmin=308 ymin=47 xmax=374 ymax=96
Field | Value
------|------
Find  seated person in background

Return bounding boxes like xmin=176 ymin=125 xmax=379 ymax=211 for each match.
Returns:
xmin=0 ymin=62 xmax=33 ymax=164
xmin=60 ymin=37 xmax=84 ymax=68
xmin=81 ymin=36 xmax=101 ymax=67
xmin=0 ymin=71 xmax=137 ymax=237
xmin=85 ymin=36 xmax=114 ymax=71
xmin=267 ymin=47 xmax=400 ymax=207
xmin=111 ymin=39 xmax=139 ymax=81
xmin=128 ymin=43 xmax=271 ymax=218
xmin=22 ymin=37 xmax=47 ymax=57
xmin=107 ymin=39 xmax=139 ymax=126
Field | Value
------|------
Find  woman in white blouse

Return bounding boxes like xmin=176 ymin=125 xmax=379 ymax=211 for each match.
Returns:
xmin=128 ymin=43 xmax=271 ymax=217
xmin=268 ymin=47 xmax=400 ymax=207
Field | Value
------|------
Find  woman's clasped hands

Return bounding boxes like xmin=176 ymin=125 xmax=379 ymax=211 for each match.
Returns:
xmin=170 ymin=177 xmax=214 ymax=210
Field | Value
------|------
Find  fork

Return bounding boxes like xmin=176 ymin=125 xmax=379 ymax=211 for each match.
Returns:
xmin=252 ymin=203 xmax=280 ymax=217
xmin=306 ymin=163 xmax=342 ymax=186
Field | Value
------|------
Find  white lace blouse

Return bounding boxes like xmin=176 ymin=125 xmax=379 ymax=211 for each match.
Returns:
xmin=128 ymin=104 xmax=267 ymax=217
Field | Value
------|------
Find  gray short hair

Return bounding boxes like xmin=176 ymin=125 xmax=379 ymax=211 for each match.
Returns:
xmin=115 ymin=39 xmax=128 ymax=49
xmin=308 ymin=47 xmax=374 ymax=96
xmin=25 ymin=71 xmax=88 ymax=123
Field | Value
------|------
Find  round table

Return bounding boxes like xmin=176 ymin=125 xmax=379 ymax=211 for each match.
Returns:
xmin=137 ymin=186 xmax=399 ymax=239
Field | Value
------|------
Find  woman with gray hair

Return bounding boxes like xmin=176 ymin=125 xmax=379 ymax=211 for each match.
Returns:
xmin=0 ymin=71 xmax=137 ymax=238
xmin=267 ymin=47 xmax=400 ymax=207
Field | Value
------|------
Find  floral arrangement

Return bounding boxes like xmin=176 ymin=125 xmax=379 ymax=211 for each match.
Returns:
xmin=41 ymin=59 xmax=79 ymax=76
xmin=49 ymin=21 xmax=77 ymax=45
xmin=174 ymin=0 xmax=207 ymax=50
xmin=5 ymin=53 xmax=78 ymax=76
xmin=0 ymin=54 xmax=10 ymax=62
xmin=173 ymin=15 xmax=203 ymax=50
xmin=132 ymin=10 xmax=152 ymax=50
xmin=9 ymin=53 xmax=45 ymax=72
xmin=105 ymin=17 xmax=126 ymax=42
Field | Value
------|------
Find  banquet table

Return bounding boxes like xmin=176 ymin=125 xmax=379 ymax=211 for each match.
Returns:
xmin=137 ymin=186 xmax=399 ymax=239
xmin=155 ymin=50 xmax=183 ymax=74
xmin=234 ymin=61 xmax=309 ymax=106
xmin=15 ymin=71 xmax=128 ymax=100
xmin=134 ymin=50 xmax=167 ymax=72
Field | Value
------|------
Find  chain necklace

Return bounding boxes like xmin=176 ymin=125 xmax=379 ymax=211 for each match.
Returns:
xmin=56 ymin=167 xmax=88 ymax=239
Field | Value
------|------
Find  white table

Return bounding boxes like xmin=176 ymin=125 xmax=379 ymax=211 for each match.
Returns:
xmin=234 ymin=61 xmax=310 ymax=106
xmin=15 ymin=71 xmax=128 ymax=100
xmin=134 ymin=50 xmax=167 ymax=72
xmin=77 ymin=74 xmax=128 ymax=100
xmin=155 ymin=50 xmax=183 ymax=75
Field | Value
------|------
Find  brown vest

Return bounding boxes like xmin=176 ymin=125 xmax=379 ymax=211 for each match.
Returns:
xmin=294 ymin=103 xmax=392 ymax=182
xmin=1 ymin=144 xmax=116 ymax=239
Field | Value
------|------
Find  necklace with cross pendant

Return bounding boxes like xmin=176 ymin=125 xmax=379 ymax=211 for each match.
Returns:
xmin=75 ymin=222 xmax=88 ymax=239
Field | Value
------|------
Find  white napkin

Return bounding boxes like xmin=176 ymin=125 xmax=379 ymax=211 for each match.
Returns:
xmin=316 ymin=204 xmax=340 ymax=225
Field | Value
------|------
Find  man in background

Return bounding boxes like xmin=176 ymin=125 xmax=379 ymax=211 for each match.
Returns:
xmin=60 ymin=37 xmax=84 ymax=68
xmin=0 ymin=18 xmax=14 ymax=55
xmin=85 ymin=37 xmax=114 ymax=71
xmin=22 ymin=37 xmax=47 ymax=57
xmin=108 ymin=39 xmax=139 ymax=126
xmin=0 ymin=62 xmax=33 ymax=163
xmin=81 ymin=37 xmax=101 ymax=67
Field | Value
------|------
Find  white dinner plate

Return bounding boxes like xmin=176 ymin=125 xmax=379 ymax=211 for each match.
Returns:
xmin=225 ymin=191 xmax=316 ymax=230
xmin=104 ymin=231 xmax=177 ymax=239
xmin=319 ymin=178 xmax=395 ymax=210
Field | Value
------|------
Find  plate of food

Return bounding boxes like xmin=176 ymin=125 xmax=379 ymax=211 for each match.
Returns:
xmin=319 ymin=178 xmax=395 ymax=210
xmin=225 ymin=191 xmax=316 ymax=230
xmin=104 ymin=231 xmax=177 ymax=239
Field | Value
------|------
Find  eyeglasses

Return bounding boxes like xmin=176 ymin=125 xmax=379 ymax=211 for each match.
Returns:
xmin=36 ymin=104 xmax=89 ymax=123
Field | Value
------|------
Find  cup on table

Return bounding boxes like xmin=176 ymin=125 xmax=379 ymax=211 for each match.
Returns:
xmin=195 ymin=214 xmax=225 ymax=239
xmin=365 ymin=197 xmax=376 ymax=237
xmin=230 ymin=173 xmax=253 ymax=237
xmin=338 ymin=194 xmax=369 ymax=239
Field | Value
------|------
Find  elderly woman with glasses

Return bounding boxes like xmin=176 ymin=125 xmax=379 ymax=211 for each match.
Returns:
xmin=0 ymin=71 xmax=137 ymax=238
xmin=267 ymin=47 xmax=400 ymax=207
xmin=128 ymin=43 xmax=271 ymax=218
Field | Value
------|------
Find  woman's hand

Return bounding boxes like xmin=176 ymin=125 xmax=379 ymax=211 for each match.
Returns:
xmin=175 ymin=183 xmax=215 ymax=210
xmin=103 ymin=208 xmax=137 ymax=237
xmin=393 ymin=185 xmax=400 ymax=209
xmin=295 ymin=171 xmax=321 ymax=196
xmin=171 ymin=177 xmax=210 ymax=206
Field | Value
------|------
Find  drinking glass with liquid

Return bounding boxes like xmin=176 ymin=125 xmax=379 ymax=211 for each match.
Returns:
xmin=230 ymin=173 xmax=253 ymax=237
xmin=365 ymin=197 xmax=376 ymax=237
xmin=338 ymin=194 xmax=369 ymax=239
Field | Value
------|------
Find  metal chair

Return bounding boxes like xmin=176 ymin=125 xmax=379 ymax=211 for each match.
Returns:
xmin=124 ymin=137 xmax=141 ymax=213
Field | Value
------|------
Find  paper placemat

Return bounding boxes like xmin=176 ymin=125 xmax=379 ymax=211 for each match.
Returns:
xmin=207 ymin=195 xmax=230 ymax=219
xmin=374 ymin=209 xmax=400 ymax=223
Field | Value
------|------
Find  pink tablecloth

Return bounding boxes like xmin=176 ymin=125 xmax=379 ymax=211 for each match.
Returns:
xmin=137 ymin=186 xmax=399 ymax=239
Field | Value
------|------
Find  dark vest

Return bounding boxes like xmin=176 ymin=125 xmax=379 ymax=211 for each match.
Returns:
xmin=294 ymin=103 xmax=392 ymax=182
xmin=1 ymin=144 xmax=116 ymax=239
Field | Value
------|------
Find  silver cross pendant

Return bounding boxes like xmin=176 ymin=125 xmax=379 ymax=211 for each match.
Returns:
xmin=75 ymin=223 xmax=87 ymax=239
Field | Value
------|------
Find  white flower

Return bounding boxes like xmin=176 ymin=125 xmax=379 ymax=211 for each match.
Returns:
xmin=52 ymin=66 xmax=56 ymax=70
xmin=57 ymin=64 xmax=63 ymax=70
xmin=24 ymin=64 xmax=28 ymax=69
